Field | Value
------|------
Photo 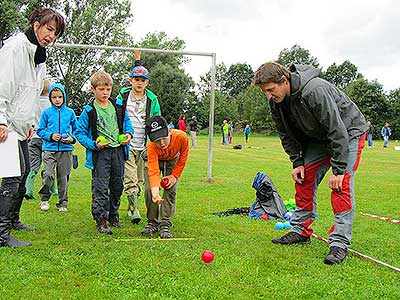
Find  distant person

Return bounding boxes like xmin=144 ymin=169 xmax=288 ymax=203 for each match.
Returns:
xmin=116 ymin=50 xmax=161 ymax=224
xmin=25 ymin=79 xmax=58 ymax=200
xmin=253 ymin=62 xmax=368 ymax=265
xmin=142 ymin=116 xmax=189 ymax=238
xmin=189 ymin=116 xmax=198 ymax=148
xmin=168 ymin=120 xmax=175 ymax=129
xmin=381 ymin=123 xmax=391 ymax=148
xmin=222 ymin=120 xmax=229 ymax=145
xmin=244 ymin=124 xmax=251 ymax=143
xmin=366 ymin=121 xmax=374 ymax=148
xmin=221 ymin=121 xmax=225 ymax=145
xmin=178 ymin=114 xmax=187 ymax=132
xmin=37 ymin=83 xmax=77 ymax=212
xmin=0 ymin=8 xmax=65 ymax=247
xmin=228 ymin=121 xmax=233 ymax=144
xmin=75 ymin=71 xmax=133 ymax=235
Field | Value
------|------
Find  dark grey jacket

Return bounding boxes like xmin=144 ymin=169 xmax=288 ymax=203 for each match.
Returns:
xmin=270 ymin=64 xmax=368 ymax=175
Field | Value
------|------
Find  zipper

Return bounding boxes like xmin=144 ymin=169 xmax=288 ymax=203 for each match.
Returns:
xmin=58 ymin=108 xmax=61 ymax=151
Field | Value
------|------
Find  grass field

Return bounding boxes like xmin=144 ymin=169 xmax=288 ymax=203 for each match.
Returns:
xmin=1 ymin=135 xmax=399 ymax=300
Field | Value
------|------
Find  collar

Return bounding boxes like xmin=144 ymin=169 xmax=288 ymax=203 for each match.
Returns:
xmin=24 ymin=27 xmax=47 ymax=65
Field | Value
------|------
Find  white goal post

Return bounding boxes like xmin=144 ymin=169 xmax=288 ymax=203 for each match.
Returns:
xmin=53 ymin=43 xmax=217 ymax=182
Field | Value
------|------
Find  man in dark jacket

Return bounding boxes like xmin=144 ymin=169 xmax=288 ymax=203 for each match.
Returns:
xmin=253 ymin=62 xmax=368 ymax=265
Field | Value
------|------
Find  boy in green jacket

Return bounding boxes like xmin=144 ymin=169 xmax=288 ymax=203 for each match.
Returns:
xmin=116 ymin=51 xmax=161 ymax=224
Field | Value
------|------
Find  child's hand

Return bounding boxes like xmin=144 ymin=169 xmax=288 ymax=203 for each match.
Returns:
xmin=134 ymin=50 xmax=141 ymax=61
xmin=163 ymin=175 xmax=177 ymax=189
xmin=151 ymin=187 xmax=163 ymax=204
xmin=52 ymin=133 xmax=61 ymax=141
xmin=61 ymin=135 xmax=73 ymax=144
xmin=96 ymin=138 xmax=110 ymax=149
xmin=120 ymin=134 xmax=131 ymax=146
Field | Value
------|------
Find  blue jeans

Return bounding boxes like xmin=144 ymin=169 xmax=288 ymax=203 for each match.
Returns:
xmin=367 ymin=134 xmax=373 ymax=147
xmin=383 ymin=136 xmax=389 ymax=147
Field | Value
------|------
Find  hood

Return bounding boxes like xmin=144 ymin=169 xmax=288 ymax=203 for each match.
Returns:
xmin=289 ymin=64 xmax=321 ymax=97
xmin=48 ymin=83 xmax=67 ymax=108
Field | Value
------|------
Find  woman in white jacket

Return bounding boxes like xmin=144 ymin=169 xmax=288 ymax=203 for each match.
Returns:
xmin=0 ymin=8 xmax=65 ymax=247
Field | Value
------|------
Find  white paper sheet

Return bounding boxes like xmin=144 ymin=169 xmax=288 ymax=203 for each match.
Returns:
xmin=0 ymin=131 xmax=21 ymax=177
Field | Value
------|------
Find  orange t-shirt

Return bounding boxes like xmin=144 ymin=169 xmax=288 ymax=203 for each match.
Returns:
xmin=147 ymin=129 xmax=189 ymax=188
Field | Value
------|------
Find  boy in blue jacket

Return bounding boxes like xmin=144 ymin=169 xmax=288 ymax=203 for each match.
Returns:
xmin=37 ymin=83 xmax=77 ymax=212
xmin=75 ymin=71 xmax=133 ymax=235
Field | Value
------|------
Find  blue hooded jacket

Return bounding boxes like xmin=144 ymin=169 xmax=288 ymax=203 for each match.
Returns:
xmin=37 ymin=83 xmax=78 ymax=152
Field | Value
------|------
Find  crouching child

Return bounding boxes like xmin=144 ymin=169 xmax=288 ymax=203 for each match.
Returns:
xmin=142 ymin=116 xmax=189 ymax=238
xmin=75 ymin=71 xmax=133 ymax=235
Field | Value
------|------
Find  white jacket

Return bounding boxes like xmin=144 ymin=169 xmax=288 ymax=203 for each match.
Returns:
xmin=0 ymin=33 xmax=46 ymax=140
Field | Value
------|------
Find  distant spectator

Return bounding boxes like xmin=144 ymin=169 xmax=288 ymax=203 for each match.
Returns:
xmin=168 ymin=120 xmax=175 ymax=129
xmin=381 ymin=123 xmax=392 ymax=148
xmin=189 ymin=116 xmax=198 ymax=148
xmin=244 ymin=124 xmax=251 ymax=143
xmin=222 ymin=120 xmax=229 ymax=145
xmin=178 ymin=114 xmax=187 ymax=132
xmin=366 ymin=121 xmax=374 ymax=148
xmin=228 ymin=121 xmax=233 ymax=144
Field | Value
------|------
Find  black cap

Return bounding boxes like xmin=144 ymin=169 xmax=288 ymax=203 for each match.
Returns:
xmin=146 ymin=116 xmax=169 ymax=142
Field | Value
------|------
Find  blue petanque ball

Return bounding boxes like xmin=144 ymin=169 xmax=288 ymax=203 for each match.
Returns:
xmin=283 ymin=221 xmax=292 ymax=229
xmin=274 ymin=222 xmax=285 ymax=230
xmin=61 ymin=133 xmax=69 ymax=139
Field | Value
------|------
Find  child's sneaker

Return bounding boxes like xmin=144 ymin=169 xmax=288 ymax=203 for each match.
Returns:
xmin=159 ymin=225 xmax=173 ymax=239
xmin=39 ymin=201 xmax=50 ymax=211
xmin=141 ymin=222 xmax=159 ymax=236
xmin=57 ymin=207 xmax=68 ymax=212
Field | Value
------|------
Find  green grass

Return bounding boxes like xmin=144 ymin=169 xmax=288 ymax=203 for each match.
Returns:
xmin=1 ymin=135 xmax=399 ymax=299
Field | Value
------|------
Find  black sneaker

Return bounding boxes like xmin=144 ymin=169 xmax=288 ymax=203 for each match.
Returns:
xmin=12 ymin=220 xmax=36 ymax=231
xmin=141 ymin=222 xmax=159 ymax=236
xmin=324 ymin=246 xmax=348 ymax=265
xmin=159 ymin=225 xmax=173 ymax=239
xmin=272 ymin=232 xmax=311 ymax=245
xmin=2 ymin=235 xmax=32 ymax=248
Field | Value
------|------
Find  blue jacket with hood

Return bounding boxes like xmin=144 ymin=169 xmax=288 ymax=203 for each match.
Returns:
xmin=37 ymin=83 xmax=77 ymax=152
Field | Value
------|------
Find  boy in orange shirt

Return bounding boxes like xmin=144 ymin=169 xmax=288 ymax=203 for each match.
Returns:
xmin=142 ymin=116 xmax=189 ymax=238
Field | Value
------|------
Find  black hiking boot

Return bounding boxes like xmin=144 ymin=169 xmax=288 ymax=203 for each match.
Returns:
xmin=324 ymin=246 xmax=348 ymax=265
xmin=1 ymin=235 xmax=32 ymax=248
xmin=141 ymin=222 xmax=159 ymax=236
xmin=12 ymin=220 xmax=36 ymax=231
xmin=96 ymin=216 xmax=113 ymax=235
xmin=108 ymin=214 xmax=121 ymax=227
xmin=159 ymin=225 xmax=173 ymax=239
xmin=272 ymin=231 xmax=311 ymax=245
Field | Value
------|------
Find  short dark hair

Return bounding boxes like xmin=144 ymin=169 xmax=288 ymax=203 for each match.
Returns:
xmin=253 ymin=62 xmax=290 ymax=85
xmin=28 ymin=8 xmax=65 ymax=38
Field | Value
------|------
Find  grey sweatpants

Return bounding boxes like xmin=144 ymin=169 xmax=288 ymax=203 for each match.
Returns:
xmin=39 ymin=151 xmax=72 ymax=208
xmin=144 ymin=158 xmax=178 ymax=227
xmin=28 ymin=137 xmax=43 ymax=173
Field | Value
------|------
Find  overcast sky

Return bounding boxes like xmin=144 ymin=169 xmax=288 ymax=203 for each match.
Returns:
xmin=129 ymin=0 xmax=400 ymax=91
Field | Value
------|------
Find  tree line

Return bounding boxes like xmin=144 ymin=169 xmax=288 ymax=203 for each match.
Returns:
xmin=2 ymin=1 xmax=399 ymax=139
